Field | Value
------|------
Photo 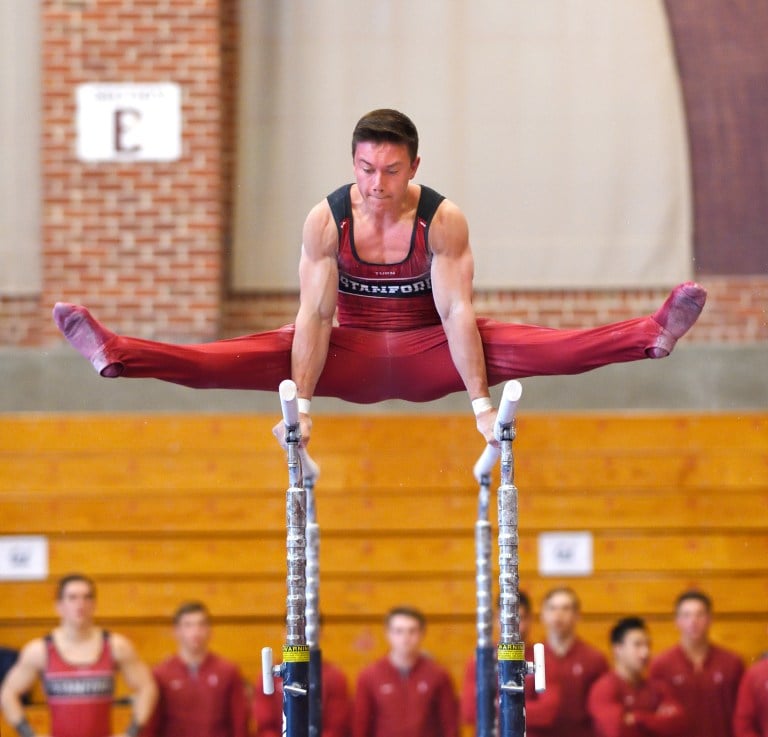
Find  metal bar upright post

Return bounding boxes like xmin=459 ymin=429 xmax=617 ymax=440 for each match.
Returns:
xmin=304 ymin=466 xmax=322 ymax=737
xmin=283 ymin=381 xmax=309 ymax=737
xmin=473 ymin=445 xmax=498 ymax=737
xmin=495 ymin=382 xmax=526 ymax=737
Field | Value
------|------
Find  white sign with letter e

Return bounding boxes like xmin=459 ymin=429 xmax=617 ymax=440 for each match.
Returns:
xmin=76 ymin=82 xmax=182 ymax=162
xmin=0 ymin=536 xmax=49 ymax=580
xmin=538 ymin=531 xmax=593 ymax=577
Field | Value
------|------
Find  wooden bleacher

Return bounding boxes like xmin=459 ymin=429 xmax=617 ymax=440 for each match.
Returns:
xmin=1 ymin=411 xmax=767 ymax=733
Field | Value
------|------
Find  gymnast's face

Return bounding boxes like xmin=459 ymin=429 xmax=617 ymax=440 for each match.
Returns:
xmin=353 ymin=141 xmax=420 ymax=209
xmin=56 ymin=580 xmax=97 ymax=628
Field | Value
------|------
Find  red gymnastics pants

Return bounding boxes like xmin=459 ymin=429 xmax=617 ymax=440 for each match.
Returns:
xmin=98 ymin=316 xmax=663 ymax=404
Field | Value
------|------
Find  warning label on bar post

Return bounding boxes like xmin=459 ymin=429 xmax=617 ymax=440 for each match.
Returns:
xmin=498 ymin=643 xmax=525 ymax=661
xmin=282 ymin=645 xmax=310 ymax=662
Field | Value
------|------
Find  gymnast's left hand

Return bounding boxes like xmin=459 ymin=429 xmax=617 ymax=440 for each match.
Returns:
xmin=272 ymin=413 xmax=313 ymax=449
xmin=476 ymin=407 xmax=499 ymax=446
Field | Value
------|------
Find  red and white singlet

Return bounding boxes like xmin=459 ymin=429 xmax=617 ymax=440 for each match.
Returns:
xmin=43 ymin=631 xmax=116 ymax=737
xmin=327 ymin=183 xmax=446 ymax=331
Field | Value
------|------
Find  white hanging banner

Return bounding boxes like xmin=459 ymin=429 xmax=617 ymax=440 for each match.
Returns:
xmin=0 ymin=536 xmax=49 ymax=580
xmin=233 ymin=0 xmax=691 ymax=290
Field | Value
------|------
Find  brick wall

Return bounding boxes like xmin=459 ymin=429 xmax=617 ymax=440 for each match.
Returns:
xmin=37 ymin=0 xmax=226 ymax=343
xmin=1 ymin=2 xmax=765 ymax=349
xmin=219 ymin=277 xmax=768 ymax=343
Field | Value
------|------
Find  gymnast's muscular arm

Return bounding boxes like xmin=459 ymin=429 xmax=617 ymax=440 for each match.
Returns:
xmin=429 ymin=200 xmax=496 ymax=444
xmin=289 ymin=201 xmax=339 ymax=444
xmin=0 ymin=639 xmax=49 ymax=737
xmin=111 ymin=633 xmax=158 ymax=737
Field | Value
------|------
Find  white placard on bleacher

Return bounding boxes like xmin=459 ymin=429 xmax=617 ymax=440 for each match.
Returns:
xmin=0 ymin=536 xmax=49 ymax=580
xmin=538 ymin=531 xmax=593 ymax=577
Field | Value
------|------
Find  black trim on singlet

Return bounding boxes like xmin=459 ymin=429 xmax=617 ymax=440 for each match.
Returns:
xmin=326 ymin=184 xmax=446 ymax=252
xmin=44 ymin=630 xmax=111 ymax=667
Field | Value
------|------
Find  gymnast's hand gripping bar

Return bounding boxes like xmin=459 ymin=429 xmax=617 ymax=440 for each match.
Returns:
xmin=473 ymin=380 xmax=524 ymax=482
xmin=279 ymin=379 xmax=320 ymax=486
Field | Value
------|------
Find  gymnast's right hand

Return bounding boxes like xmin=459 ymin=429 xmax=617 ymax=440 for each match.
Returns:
xmin=475 ymin=407 xmax=498 ymax=446
xmin=272 ymin=413 xmax=313 ymax=449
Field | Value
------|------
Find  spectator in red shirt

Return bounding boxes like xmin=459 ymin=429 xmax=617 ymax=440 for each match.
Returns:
xmin=733 ymin=650 xmax=768 ymax=737
xmin=144 ymin=601 xmax=249 ymax=737
xmin=253 ymin=656 xmax=352 ymax=737
xmin=352 ymin=605 xmax=459 ymax=737
xmin=650 ymin=590 xmax=744 ymax=737
xmin=460 ymin=590 xmax=561 ymax=733
xmin=588 ymin=616 xmax=687 ymax=737
xmin=528 ymin=587 xmax=608 ymax=737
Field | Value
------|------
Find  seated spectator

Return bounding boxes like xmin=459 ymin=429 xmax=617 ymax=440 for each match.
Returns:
xmin=144 ymin=601 xmax=249 ymax=737
xmin=529 ymin=587 xmax=608 ymax=737
xmin=733 ymin=644 xmax=768 ymax=737
xmin=588 ymin=616 xmax=687 ymax=737
xmin=650 ymin=590 xmax=744 ymax=737
xmin=0 ymin=573 xmax=156 ymax=737
xmin=352 ymin=605 xmax=459 ymax=737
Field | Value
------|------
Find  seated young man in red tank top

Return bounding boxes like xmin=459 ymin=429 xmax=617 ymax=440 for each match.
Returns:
xmin=53 ymin=109 xmax=707 ymax=447
xmin=0 ymin=573 xmax=157 ymax=737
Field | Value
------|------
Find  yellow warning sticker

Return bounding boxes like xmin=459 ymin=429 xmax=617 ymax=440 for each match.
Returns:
xmin=497 ymin=643 xmax=525 ymax=661
xmin=282 ymin=645 xmax=310 ymax=662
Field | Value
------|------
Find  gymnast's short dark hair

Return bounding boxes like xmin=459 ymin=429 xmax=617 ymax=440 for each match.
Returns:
xmin=56 ymin=573 xmax=96 ymax=600
xmin=352 ymin=109 xmax=419 ymax=163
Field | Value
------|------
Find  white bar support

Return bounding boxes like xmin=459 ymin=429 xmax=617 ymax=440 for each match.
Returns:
xmin=473 ymin=444 xmax=499 ymax=482
xmin=494 ymin=380 xmax=523 ymax=439
xmin=279 ymin=379 xmax=299 ymax=427
xmin=533 ymin=642 xmax=546 ymax=693
xmin=261 ymin=647 xmax=275 ymax=695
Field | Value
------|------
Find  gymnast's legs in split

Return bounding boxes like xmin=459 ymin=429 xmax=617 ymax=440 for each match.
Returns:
xmin=52 ymin=281 xmax=706 ymax=404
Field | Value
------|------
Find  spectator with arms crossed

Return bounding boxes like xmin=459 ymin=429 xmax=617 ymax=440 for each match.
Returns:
xmin=588 ymin=617 xmax=687 ymax=737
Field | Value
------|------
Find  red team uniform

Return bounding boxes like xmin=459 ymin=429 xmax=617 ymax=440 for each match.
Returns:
xmin=734 ymin=658 xmax=768 ymax=737
xmin=42 ymin=631 xmax=116 ymax=737
xmin=252 ymin=659 xmax=351 ymax=737
xmin=649 ymin=644 xmax=744 ymax=737
xmin=67 ymin=184 xmax=670 ymax=403
xmin=144 ymin=652 xmax=249 ymax=737
xmin=526 ymin=639 xmax=608 ymax=737
xmin=352 ymin=654 xmax=459 ymax=737
xmin=588 ymin=671 xmax=688 ymax=737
